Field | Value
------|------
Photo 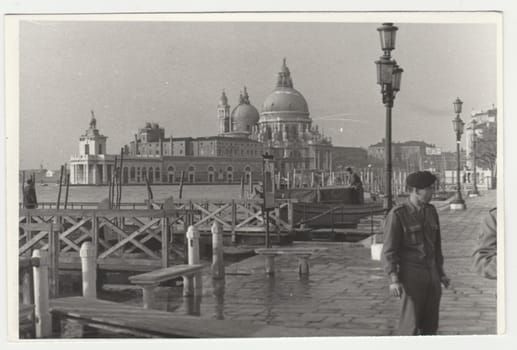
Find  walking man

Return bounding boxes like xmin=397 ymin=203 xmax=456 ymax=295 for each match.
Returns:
xmin=382 ymin=171 xmax=450 ymax=335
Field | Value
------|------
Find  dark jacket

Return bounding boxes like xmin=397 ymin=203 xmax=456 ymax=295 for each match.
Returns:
xmin=382 ymin=201 xmax=445 ymax=280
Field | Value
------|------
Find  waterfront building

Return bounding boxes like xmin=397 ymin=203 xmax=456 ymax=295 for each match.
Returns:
xmin=69 ymin=59 xmax=341 ymax=185
xmin=69 ymin=112 xmax=116 ymax=185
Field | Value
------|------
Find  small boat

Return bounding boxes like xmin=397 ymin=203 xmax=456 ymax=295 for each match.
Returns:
xmin=39 ymin=183 xmax=48 ymax=187
xmin=277 ymin=186 xmax=383 ymax=229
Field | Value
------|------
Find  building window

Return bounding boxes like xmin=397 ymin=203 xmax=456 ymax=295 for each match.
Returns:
xmin=85 ymin=144 xmax=90 ymax=155
xmin=137 ymin=167 xmax=141 ymax=182
xmin=188 ymin=165 xmax=195 ymax=184
xmin=208 ymin=166 xmax=215 ymax=183
xmin=123 ymin=167 xmax=128 ymax=184
xmin=98 ymin=144 xmax=103 ymax=155
xmin=148 ymin=167 xmax=154 ymax=183
xmin=167 ymin=166 xmax=174 ymax=183
xmin=155 ymin=167 xmax=160 ymax=182
xmin=142 ymin=167 xmax=147 ymax=182
xmin=226 ymin=166 xmax=233 ymax=183
xmin=130 ymin=167 xmax=135 ymax=181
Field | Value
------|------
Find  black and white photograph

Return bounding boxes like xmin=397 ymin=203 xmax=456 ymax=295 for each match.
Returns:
xmin=4 ymin=9 xmax=506 ymax=344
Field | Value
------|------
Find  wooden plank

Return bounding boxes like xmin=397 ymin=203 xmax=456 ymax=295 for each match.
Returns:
xmin=19 ymin=230 xmax=48 ymax=255
xmin=129 ymin=264 xmax=205 ymax=285
xmin=20 ymin=223 xmax=63 ymax=231
xmin=255 ymin=247 xmax=327 ymax=256
xmin=20 ymin=209 xmax=199 ymax=217
xmin=49 ymin=296 xmax=265 ymax=338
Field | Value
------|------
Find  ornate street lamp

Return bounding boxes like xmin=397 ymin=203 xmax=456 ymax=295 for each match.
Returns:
xmin=470 ymin=118 xmax=480 ymax=196
xmin=451 ymin=97 xmax=466 ymax=210
xmin=375 ymin=23 xmax=403 ymax=213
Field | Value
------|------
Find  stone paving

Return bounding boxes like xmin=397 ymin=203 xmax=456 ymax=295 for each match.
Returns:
xmin=170 ymin=191 xmax=498 ymax=336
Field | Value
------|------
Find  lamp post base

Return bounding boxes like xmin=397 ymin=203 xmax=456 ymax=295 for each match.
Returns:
xmin=450 ymin=200 xmax=466 ymax=210
xmin=469 ymin=188 xmax=480 ymax=197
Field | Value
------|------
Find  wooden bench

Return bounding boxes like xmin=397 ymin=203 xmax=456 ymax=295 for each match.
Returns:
xmin=254 ymin=247 xmax=327 ymax=276
xmin=129 ymin=264 xmax=204 ymax=309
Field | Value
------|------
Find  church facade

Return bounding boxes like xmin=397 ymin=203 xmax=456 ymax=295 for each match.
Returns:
xmin=69 ymin=60 xmax=348 ymax=185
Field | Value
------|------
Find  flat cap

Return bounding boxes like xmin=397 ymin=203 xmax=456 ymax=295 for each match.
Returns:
xmin=406 ymin=171 xmax=436 ymax=189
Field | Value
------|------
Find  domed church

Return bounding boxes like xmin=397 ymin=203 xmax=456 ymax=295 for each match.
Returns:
xmin=222 ymin=59 xmax=333 ymax=175
xmin=251 ymin=59 xmax=332 ymax=174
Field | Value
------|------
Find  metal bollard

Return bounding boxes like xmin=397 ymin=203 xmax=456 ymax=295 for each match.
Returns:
xmin=211 ymin=222 xmax=225 ymax=279
xmin=32 ymin=249 xmax=51 ymax=338
xmin=80 ymin=242 xmax=97 ymax=298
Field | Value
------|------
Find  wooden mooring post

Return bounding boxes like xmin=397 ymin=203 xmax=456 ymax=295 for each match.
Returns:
xmin=211 ymin=222 xmax=224 ymax=279
xmin=32 ymin=249 xmax=51 ymax=338
xmin=185 ymin=226 xmax=201 ymax=296
xmin=80 ymin=242 xmax=97 ymax=298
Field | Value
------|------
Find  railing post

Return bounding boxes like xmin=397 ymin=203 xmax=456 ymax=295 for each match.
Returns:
xmin=91 ymin=213 xmax=98 ymax=258
xmin=32 ymin=249 xmax=51 ymax=338
xmin=48 ymin=223 xmax=60 ymax=298
xmin=80 ymin=241 xmax=97 ymax=298
xmin=161 ymin=215 xmax=170 ymax=268
xmin=184 ymin=225 xmax=201 ymax=296
xmin=211 ymin=222 xmax=225 ymax=280
xmin=231 ymin=200 xmax=236 ymax=244
xmin=287 ymin=200 xmax=294 ymax=231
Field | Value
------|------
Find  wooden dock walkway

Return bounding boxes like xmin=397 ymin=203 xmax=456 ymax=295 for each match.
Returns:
xmin=49 ymin=296 xmax=315 ymax=338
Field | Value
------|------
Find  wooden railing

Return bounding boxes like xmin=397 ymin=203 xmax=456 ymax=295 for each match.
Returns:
xmin=23 ymin=199 xmax=295 ymax=232
xmin=19 ymin=208 xmax=199 ymax=271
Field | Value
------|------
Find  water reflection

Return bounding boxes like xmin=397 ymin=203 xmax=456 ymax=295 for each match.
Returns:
xmin=212 ymin=278 xmax=225 ymax=320
xmin=184 ymin=295 xmax=202 ymax=316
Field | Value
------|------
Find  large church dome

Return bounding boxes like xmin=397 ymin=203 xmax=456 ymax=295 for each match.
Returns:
xmin=231 ymin=87 xmax=260 ymax=133
xmin=260 ymin=59 xmax=310 ymax=121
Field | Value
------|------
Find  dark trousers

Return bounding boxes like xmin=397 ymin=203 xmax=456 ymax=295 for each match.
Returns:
xmin=398 ymin=265 xmax=442 ymax=335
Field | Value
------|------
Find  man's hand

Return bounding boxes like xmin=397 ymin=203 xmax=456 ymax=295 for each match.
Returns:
xmin=389 ymin=282 xmax=404 ymax=298
xmin=440 ymin=275 xmax=451 ymax=288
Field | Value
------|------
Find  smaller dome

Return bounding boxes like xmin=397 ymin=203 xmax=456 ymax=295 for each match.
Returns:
xmin=231 ymin=103 xmax=260 ymax=132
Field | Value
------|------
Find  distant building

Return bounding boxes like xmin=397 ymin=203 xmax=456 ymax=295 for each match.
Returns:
xmin=69 ymin=112 xmax=115 ymax=185
xmin=367 ymin=140 xmax=439 ymax=171
xmin=465 ymin=105 xmax=497 ymax=169
xmin=331 ymin=146 xmax=368 ymax=169
xmin=69 ymin=59 xmax=340 ymax=185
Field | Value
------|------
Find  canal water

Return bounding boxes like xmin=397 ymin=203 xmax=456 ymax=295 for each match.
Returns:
xmin=23 ymin=183 xmax=246 ymax=203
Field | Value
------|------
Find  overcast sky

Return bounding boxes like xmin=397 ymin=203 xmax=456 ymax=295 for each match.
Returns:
xmin=18 ymin=19 xmax=497 ymax=170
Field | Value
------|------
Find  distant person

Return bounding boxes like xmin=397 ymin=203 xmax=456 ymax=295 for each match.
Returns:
xmin=23 ymin=178 xmax=38 ymax=209
xmin=472 ymin=207 xmax=497 ymax=279
xmin=253 ymin=182 xmax=264 ymax=199
xmin=382 ymin=171 xmax=450 ymax=335
xmin=346 ymin=167 xmax=363 ymax=204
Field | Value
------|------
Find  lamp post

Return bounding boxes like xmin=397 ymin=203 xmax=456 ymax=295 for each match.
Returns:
xmin=375 ymin=23 xmax=403 ymax=213
xmin=450 ymin=97 xmax=466 ymax=210
xmin=262 ymin=152 xmax=275 ymax=247
xmin=470 ymin=118 xmax=480 ymax=196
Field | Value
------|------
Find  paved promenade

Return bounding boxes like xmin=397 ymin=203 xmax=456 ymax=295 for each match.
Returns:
xmin=172 ymin=190 xmax=498 ymax=336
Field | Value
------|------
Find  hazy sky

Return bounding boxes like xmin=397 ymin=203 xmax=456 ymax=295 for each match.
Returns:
xmin=18 ymin=19 xmax=497 ymax=170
